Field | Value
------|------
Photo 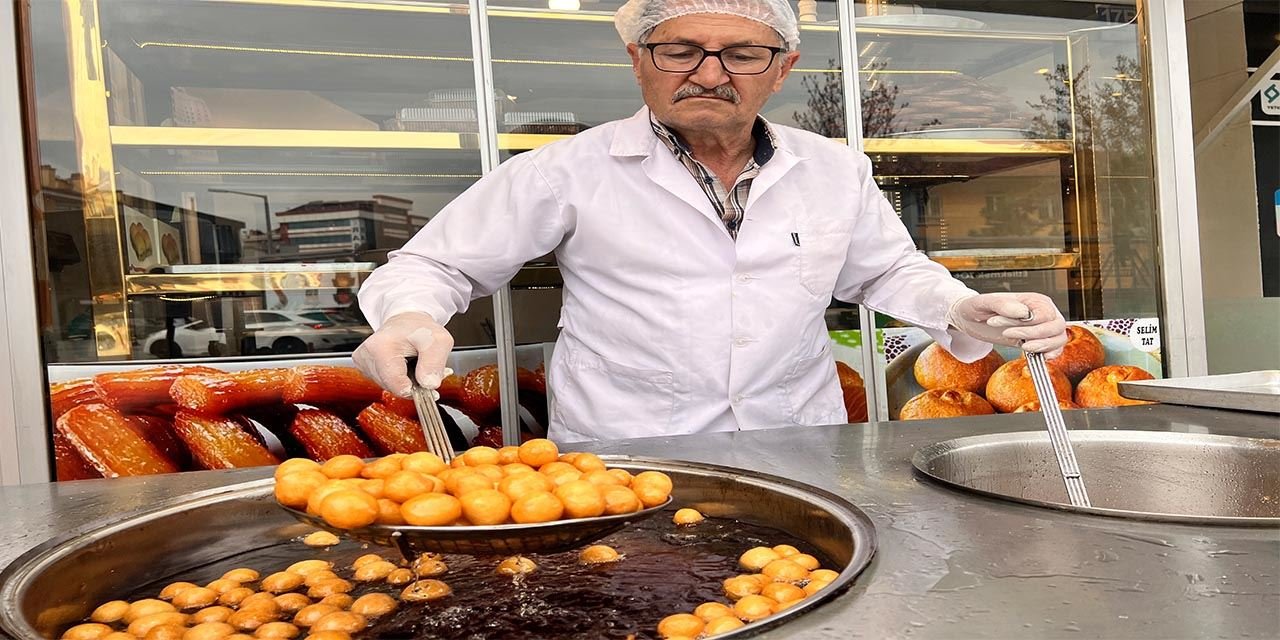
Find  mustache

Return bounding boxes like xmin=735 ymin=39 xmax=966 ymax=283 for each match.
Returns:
xmin=672 ymin=84 xmax=741 ymax=104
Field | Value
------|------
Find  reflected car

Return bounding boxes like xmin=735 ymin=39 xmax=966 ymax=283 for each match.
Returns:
xmin=142 ymin=311 xmax=372 ymax=358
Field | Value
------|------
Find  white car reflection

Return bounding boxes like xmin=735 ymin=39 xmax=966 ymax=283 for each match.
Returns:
xmin=142 ymin=310 xmax=372 ymax=358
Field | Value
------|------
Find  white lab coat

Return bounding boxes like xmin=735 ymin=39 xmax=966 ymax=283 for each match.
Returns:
xmin=360 ymin=107 xmax=989 ymax=442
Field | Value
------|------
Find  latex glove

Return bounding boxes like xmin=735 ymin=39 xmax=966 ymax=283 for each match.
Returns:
xmin=353 ymin=311 xmax=454 ymax=398
xmin=947 ymin=292 xmax=1068 ymax=357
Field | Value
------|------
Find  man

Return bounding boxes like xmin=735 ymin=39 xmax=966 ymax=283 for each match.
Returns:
xmin=355 ymin=0 xmax=1067 ymax=442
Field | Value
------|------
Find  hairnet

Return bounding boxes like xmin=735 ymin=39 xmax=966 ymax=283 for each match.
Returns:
xmin=614 ymin=0 xmax=800 ymax=51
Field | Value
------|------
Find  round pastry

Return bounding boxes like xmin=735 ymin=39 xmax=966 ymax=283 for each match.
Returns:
xmin=985 ymin=359 xmax=1072 ymax=413
xmin=1012 ymin=399 xmax=1080 ymax=413
xmin=836 ymin=361 xmax=868 ymax=423
xmin=899 ymin=389 xmax=995 ymax=420
xmin=1048 ymin=326 xmax=1106 ymax=382
xmin=1074 ymin=365 xmax=1155 ymax=408
xmin=913 ymin=342 xmax=1005 ymax=393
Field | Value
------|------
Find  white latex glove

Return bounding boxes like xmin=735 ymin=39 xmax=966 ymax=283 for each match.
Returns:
xmin=947 ymin=292 xmax=1068 ymax=357
xmin=352 ymin=311 xmax=454 ymax=398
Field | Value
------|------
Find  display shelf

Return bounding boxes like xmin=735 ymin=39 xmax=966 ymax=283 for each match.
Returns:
xmin=930 ymin=251 xmax=1080 ymax=272
xmin=124 ymin=265 xmax=374 ymax=295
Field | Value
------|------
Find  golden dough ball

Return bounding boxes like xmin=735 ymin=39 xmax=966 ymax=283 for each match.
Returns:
xmin=496 ymin=555 xmax=538 ymax=576
xmin=402 ymin=451 xmax=447 ymax=476
xmin=304 ymin=480 xmax=350 ymax=516
xmin=90 ymin=600 xmax=130 ymax=624
xmin=382 ymin=470 xmax=436 ymax=503
xmin=274 ymin=470 xmax=328 ymax=510
xmin=273 ymin=594 xmax=312 ymax=614
xmin=607 ymin=468 xmax=633 ymax=485
xmin=761 ymin=559 xmax=809 ymax=583
xmin=60 ymin=623 xmax=113 ymax=640
xmin=600 ymin=485 xmax=642 ymax=515
xmin=580 ymin=469 xmax=624 ymax=488
xmin=158 ymin=582 xmax=198 ymax=601
xmin=350 ymin=553 xmax=383 ymax=570
xmin=306 ymin=579 xmax=353 ymax=599
xmin=510 ymin=491 xmax=564 ymax=524
xmin=536 ymin=461 xmax=576 ymax=476
xmin=349 ymin=593 xmax=398 ymax=618
xmin=401 ymin=493 xmax=463 ymax=526
xmin=319 ymin=489 xmax=379 ymax=530
xmin=501 ymin=462 xmax=536 ymax=476
xmin=182 ymin=622 xmax=236 ymax=640
xmin=206 ymin=579 xmax=241 ymax=595
xmin=285 ymin=560 xmax=332 ymax=576
xmin=253 ymin=621 xmax=301 ymax=639
xmin=218 ymin=587 xmax=255 ymax=607
xmin=226 ymin=634 xmax=256 ymax=640
xmin=274 ymin=458 xmax=322 ymax=482
xmin=400 ymin=579 xmax=452 ymax=602
xmin=517 ymin=439 xmax=559 ymax=468
xmin=808 ymin=569 xmax=838 ymax=583
xmin=579 ymin=544 xmax=621 ymax=564
xmin=498 ymin=472 xmax=554 ymax=502
xmin=738 ymin=547 xmax=782 ymax=572
xmin=803 ymin=580 xmax=831 ymax=596
xmin=496 ymin=446 xmax=521 ymax=465
xmin=300 ymin=632 xmax=350 ymax=640
xmin=722 ymin=575 xmax=763 ymax=600
xmin=357 ymin=479 xmax=386 ymax=500
xmin=227 ymin=607 xmax=279 ymax=632
xmin=732 ymin=594 xmax=776 ymax=622
xmin=319 ymin=455 xmax=364 ymax=480
xmin=237 ymin=593 xmax=279 ymax=612
xmin=145 ymin=625 xmax=188 ymax=640
xmin=557 ymin=452 xmax=582 ymax=464
xmin=222 ymin=568 xmax=259 ymax=583
xmin=317 ymin=594 xmax=353 ymax=610
xmin=99 ymin=633 xmax=136 ymax=640
xmin=126 ymin=612 xmax=188 ymax=637
xmin=761 ymin=582 xmax=806 ymax=604
xmin=352 ymin=560 xmax=397 ymax=582
xmin=310 ymin=611 xmax=367 ymax=634
xmin=630 ymin=471 xmax=673 ymax=508
xmin=260 ymin=572 xmax=305 ymax=594
xmin=126 ymin=599 xmax=177 ymax=623
xmin=468 ymin=464 xmax=504 ymax=485
xmin=771 ymin=544 xmax=800 ymax=558
xmin=375 ymin=499 xmax=406 ymax=526
xmin=462 ymin=446 xmax=501 ymax=467
xmin=450 ymin=456 xmax=468 ymax=469
xmin=290 ymin=603 xmax=339 ymax=628
xmin=172 ymin=587 xmax=219 ymax=610
xmin=554 ymin=480 xmax=606 ymax=519
xmin=693 ymin=602 xmax=735 ymax=622
xmin=672 ymin=508 xmax=704 ymax=525
xmin=359 ymin=456 xmax=402 ymax=480
xmin=385 ymin=568 xmax=415 ymax=586
xmin=656 ymin=613 xmax=705 ymax=638
xmin=789 ymin=553 xmax=820 ymax=571
xmin=570 ymin=452 xmax=606 ymax=473
xmin=302 ymin=531 xmax=340 ymax=548
xmin=703 ymin=615 xmax=746 ymax=636
xmin=545 ymin=468 xmax=583 ymax=488
xmin=411 ymin=556 xmax=449 ymax=578
xmin=191 ymin=606 xmax=234 ymax=624
xmin=774 ymin=598 xmax=804 ymax=612
xmin=445 ymin=470 xmax=496 ymax=497
xmin=460 ymin=489 xmax=513 ymax=525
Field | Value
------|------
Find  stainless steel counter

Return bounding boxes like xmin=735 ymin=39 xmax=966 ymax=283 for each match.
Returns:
xmin=2 ymin=405 xmax=1277 ymax=639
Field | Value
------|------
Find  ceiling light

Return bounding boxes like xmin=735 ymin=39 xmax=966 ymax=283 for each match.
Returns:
xmin=548 ymin=0 xmax=580 ymax=10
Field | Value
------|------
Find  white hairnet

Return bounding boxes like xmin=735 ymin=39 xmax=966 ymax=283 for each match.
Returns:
xmin=614 ymin=0 xmax=800 ymax=51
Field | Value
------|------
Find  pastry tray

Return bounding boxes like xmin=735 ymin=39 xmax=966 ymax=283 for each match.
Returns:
xmin=1118 ymin=370 xmax=1280 ymax=414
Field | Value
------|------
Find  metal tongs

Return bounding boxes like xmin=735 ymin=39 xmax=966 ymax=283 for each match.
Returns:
xmin=407 ymin=358 xmax=456 ymax=463
xmin=1025 ymin=351 xmax=1091 ymax=507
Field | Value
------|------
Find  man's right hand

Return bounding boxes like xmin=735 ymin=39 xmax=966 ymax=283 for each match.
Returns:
xmin=353 ymin=312 xmax=454 ymax=398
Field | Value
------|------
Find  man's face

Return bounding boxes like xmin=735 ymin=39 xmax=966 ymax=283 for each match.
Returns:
xmin=627 ymin=13 xmax=800 ymax=134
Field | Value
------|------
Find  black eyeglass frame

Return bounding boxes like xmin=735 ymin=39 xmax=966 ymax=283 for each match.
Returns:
xmin=641 ymin=42 xmax=787 ymax=75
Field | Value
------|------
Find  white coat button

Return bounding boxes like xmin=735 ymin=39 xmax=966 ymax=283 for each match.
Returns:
xmin=734 ymin=337 xmax=750 ymax=347
xmin=732 ymin=395 xmax=745 ymax=405
xmin=736 ymin=273 xmax=751 ymax=283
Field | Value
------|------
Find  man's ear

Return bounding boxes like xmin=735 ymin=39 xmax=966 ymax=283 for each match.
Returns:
xmin=626 ymin=43 xmax=644 ymax=83
xmin=773 ymin=50 xmax=801 ymax=91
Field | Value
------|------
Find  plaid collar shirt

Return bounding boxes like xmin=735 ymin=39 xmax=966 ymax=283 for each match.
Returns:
xmin=650 ymin=114 xmax=778 ymax=240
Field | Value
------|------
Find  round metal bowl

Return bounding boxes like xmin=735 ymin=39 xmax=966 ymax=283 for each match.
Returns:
xmin=0 ymin=457 xmax=877 ymax=639
xmin=281 ymin=497 xmax=673 ymax=556
xmin=913 ymin=430 xmax=1280 ymax=526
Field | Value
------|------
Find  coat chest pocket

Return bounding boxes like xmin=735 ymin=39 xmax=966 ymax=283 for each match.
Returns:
xmin=797 ymin=219 xmax=855 ymax=297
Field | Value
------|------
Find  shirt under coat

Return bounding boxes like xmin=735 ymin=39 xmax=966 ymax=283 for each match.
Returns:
xmin=359 ymin=106 xmax=990 ymax=442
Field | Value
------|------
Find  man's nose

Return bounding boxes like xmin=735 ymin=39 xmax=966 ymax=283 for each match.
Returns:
xmin=688 ymin=53 xmax=731 ymax=87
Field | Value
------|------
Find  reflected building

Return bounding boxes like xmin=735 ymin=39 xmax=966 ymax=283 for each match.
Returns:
xmin=274 ymin=194 xmax=421 ymax=261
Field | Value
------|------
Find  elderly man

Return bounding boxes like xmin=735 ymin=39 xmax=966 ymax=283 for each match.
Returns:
xmin=355 ymin=0 xmax=1068 ymax=442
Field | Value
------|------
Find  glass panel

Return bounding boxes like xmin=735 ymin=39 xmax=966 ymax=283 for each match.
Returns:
xmin=26 ymin=0 xmax=499 ymax=478
xmin=852 ymin=2 xmax=1166 ymax=420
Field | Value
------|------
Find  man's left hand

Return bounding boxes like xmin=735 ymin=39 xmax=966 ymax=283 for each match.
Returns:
xmin=948 ymin=292 xmax=1068 ymax=357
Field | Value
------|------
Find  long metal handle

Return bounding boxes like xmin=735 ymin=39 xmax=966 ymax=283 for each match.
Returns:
xmin=407 ymin=357 xmax=456 ymax=462
xmin=1026 ymin=351 xmax=1091 ymax=507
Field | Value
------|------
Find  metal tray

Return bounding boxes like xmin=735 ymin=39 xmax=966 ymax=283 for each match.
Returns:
xmin=1118 ymin=370 xmax=1280 ymax=414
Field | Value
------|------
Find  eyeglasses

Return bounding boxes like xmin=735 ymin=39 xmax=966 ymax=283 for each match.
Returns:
xmin=642 ymin=42 xmax=785 ymax=75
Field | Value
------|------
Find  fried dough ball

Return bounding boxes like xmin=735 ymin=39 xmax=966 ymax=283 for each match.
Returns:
xmin=803 ymin=580 xmax=831 ymax=596
xmin=579 ymin=544 xmax=621 ymax=564
xmin=302 ymin=632 xmax=351 ymax=640
xmin=400 ymin=579 xmax=452 ymax=602
xmin=183 ymin=622 xmax=236 ymax=640
xmin=460 ymin=488 xmax=513 ymax=525
xmin=445 ymin=470 xmax=495 ymax=497
xmin=304 ymin=481 xmax=348 ymax=516
xmin=359 ymin=456 xmax=402 ymax=480
xmin=126 ymin=599 xmax=177 ymax=623
xmin=358 ymin=478 xmax=385 ymax=499
xmin=761 ymin=559 xmax=809 ymax=583
xmin=693 ymin=602 xmax=736 ymax=622
xmin=351 ymin=554 xmax=383 ymax=570
xmin=412 ymin=556 xmax=449 ymax=577
xmin=172 ymin=587 xmax=219 ymax=610
xmin=557 ymin=452 xmax=582 ymax=464
xmin=317 ymin=594 xmax=353 ymax=610
xmin=656 ymin=613 xmax=705 ymax=638
xmin=570 ymin=452 xmax=607 ymax=473
xmin=148 ymin=623 xmax=189 ymax=640
xmin=127 ymin=612 xmax=188 ymax=637
xmin=98 ymin=632 xmax=135 ymax=640
xmin=352 ymin=560 xmax=397 ymax=582
xmin=349 ymin=593 xmax=398 ymax=618
xmin=672 ymin=508 xmax=704 ymax=525
xmin=789 ymin=553 xmax=820 ymax=571
xmin=204 ymin=579 xmax=240 ymax=595
xmin=462 ymin=445 xmax=501 ymax=467
xmin=227 ymin=606 xmax=279 ymax=632
xmin=510 ymin=491 xmax=563 ymax=524
xmin=542 ymin=467 xmax=582 ymax=488
xmin=771 ymin=544 xmax=800 ymax=557
xmin=158 ymin=583 xmax=198 ymax=601
xmin=302 ymin=531 xmax=340 ymax=548
xmin=722 ymin=575 xmax=763 ymax=600
xmin=471 ymin=464 xmax=505 ymax=484
xmin=517 ymin=439 xmax=559 ymax=468
xmin=306 ymin=579 xmax=353 ymax=599
xmin=273 ymin=594 xmax=311 ymax=615
xmin=732 ymin=594 xmax=776 ymax=621
xmin=554 ymin=480 xmax=606 ymax=519
xmin=599 ymin=485 xmax=642 ymax=515
xmin=501 ymin=462 xmax=536 ymax=476
xmin=401 ymin=451 xmax=447 ymax=476
xmin=537 ymin=461 xmax=576 ymax=476
xmin=60 ymin=623 xmax=114 ymax=640
xmin=90 ymin=600 xmax=129 ymax=624
xmin=319 ymin=489 xmax=379 ymax=530
xmin=375 ymin=499 xmax=406 ymax=526
xmin=237 ymin=593 xmax=280 ymax=612
xmin=275 ymin=458 xmax=322 ymax=480
xmin=496 ymin=446 xmax=521 ymax=465
xmin=382 ymin=470 xmax=435 ymax=504
xmin=401 ymin=493 xmax=462 ymax=526
xmin=261 ymin=572 xmax=305 ymax=594
xmin=808 ymin=568 xmax=838 ymax=583
xmin=385 ymin=568 xmax=415 ymax=586
xmin=580 ymin=469 xmax=623 ymax=488
xmin=191 ymin=606 xmax=234 ymax=624
xmin=218 ymin=587 xmax=255 ymax=607
xmin=496 ymin=556 xmax=538 ymax=576
xmin=498 ymin=471 xmax=554 ymax=502
xmin=738 ymin=547 xmax=782 ymax=572
xmin=703 ymin=615 xmax=746 ymax=636
xmin=310 ymin=612 xmax=367 ymax=634
xmin=223 ymin=568 xmax=260 ymax=584
xmin=253 ymin=621 xmax=300 ymax=639
xmin=319 ymin=455 xmax=364 ymax=480
xmin=630 ymin=471 xmax=673 ymax=508
xmin=285 ymin=560 xmax=332 ymax=576
xmin=291 ymin=604 xmax=339 ymax=628
xmin=761 ymin=582 xmax=806 ymax=604
xmin=274 ymin=470 xmax=327 ymax=510
xmin=607 ymin=468 xmax=633 ymax=485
